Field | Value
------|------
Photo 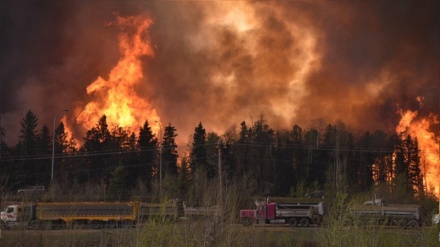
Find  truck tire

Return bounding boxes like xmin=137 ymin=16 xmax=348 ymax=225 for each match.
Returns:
xmin=407 ymin=220 xmax=419 ymax=229
xmin=288 ymin=218 xmax=298 ymax=227
xmin=92 ymin=220 xmax=103 ymax=229
xmin=0 ymin=220 xmax=6 ymax=230
xmin=30 ymin=220 xmax=41 ymax=230
xmin=396 ymin=219 xmax=407 ymax=229
xmin=242 ymin=218 xmax=252 ymax=227
xmin=299 ymin=218 xmax=310 ymax=227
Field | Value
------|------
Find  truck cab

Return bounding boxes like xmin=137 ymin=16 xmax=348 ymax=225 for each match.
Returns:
xmin=0 ymin=204 xmax=36 ymax=229
xmin=240 ymin=200 xmax=315 ymax=227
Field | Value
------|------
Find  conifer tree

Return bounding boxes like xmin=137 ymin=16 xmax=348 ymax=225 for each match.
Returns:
xmin=162 ymin=123 xmax=178 ymax=177
xmin=19 ymin=110 xmax=38 ymax=156
xmin=82 ymin=115 xmax=115 ymax=182
xmin=177 ymin=156 xmax=191 ymax=198
xmin=234 ymin=121 xmax=251 ymax=176
xmin=190 ymin=122 xmax=208 ymax=177
xmin=107 ymin=165 xmax=130 ymax=200
xmin=205 ymin=132 xmax=220 ymax=179
xmin=304 ymin=128 xmax=320 ymax=187
xmin=17 ymin=110 xmax=39 ymax=186
xmin=409 ymin=138 xmax=423 ymax=197
xmin=291 ymin=125 xmax=306 ymax=186
xmin=36 ymin=125 xmax=51 ymax=184
xmin=137 ymin=120 xmax=158 ymax=191
xmin=53 ymin=122 xmax=77 ymax=186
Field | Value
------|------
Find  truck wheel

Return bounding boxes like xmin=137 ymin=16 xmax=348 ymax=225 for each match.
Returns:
xmin=30 ymin=221 xmax=41 ymax=230
xmin=288 ymin=218 xmax=298 ymax=227
xmin=299 ymin=218 xmax=310 ymax=227
xmin=92 ymin=221 xmax=102 ymax=229
xmin=242 ymin=218 xmax=252 ymax=227
xmin=407 ymin=220 xmax=419 ymax=229
xmin=0 ymin=221 xmax=6 ymax=230
xmin=396 ymin=219 xmax=407 ymax=229
xmin=106 ymin=220 xmax=117 ymax=228
xmin=312 ymin=215 xmax=321 ymax=225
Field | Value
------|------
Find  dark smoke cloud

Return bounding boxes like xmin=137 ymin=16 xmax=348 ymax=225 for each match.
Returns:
xmin=0 ymin=0 xmax=438 ymax=146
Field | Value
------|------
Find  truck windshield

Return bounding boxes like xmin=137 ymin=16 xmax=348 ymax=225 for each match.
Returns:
xmin=7 ymin=207 xmax=14 ymax=213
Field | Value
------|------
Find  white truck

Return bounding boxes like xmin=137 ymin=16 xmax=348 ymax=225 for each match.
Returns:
xmin=0 ymin=204 xmax=36 ymax=229
xmin=349 ymin=199 xmax=423 ymax=229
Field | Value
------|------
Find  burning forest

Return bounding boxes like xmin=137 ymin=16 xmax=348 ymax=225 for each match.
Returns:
xmin=0 ymin=1 xmax=439 ymax=201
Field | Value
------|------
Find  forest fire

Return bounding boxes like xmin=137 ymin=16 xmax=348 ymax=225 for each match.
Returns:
xmin=0 ymin=1 xmax=438 ymax=207
xmin=76 ymin=15 xmax=160 ymax=134
xmin=396 ymin=107 xmax=440 ymax=196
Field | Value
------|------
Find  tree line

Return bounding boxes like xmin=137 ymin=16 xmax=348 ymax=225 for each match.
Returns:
xmin=0 ymin=110 xmax=432 ymax=204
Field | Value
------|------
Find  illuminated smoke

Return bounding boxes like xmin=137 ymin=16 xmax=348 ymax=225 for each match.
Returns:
xmin=0 ymin=1 xmax=438 ymax=157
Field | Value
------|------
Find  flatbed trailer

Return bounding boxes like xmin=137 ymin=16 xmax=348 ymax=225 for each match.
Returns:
xmin=34 ymin=202 xmax=139 ymax=229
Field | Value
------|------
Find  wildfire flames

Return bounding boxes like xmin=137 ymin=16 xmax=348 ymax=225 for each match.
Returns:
xmin=76 ymin=15 xmax=160 ymax=134
xmin=396 ymin=104 xmax=440 ymax=196
xmin=1 ymin=2 xmax=437 ymax=198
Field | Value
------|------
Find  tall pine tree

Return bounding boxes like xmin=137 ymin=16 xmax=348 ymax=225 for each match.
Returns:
xmin=137 ymin=120 xmax=158 ymax=191
xmin=17 ymin=110 xmax=39 ymax=186
xmin=162 ymin=124 xmax=178 ymax=177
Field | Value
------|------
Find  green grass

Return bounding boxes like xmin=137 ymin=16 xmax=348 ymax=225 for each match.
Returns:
xmin=1 ymin=223 xmax=439 ymax=247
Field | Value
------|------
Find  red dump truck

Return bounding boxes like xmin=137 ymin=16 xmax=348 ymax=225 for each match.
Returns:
xmin=240 ymin=199 xmax=321 ymax=227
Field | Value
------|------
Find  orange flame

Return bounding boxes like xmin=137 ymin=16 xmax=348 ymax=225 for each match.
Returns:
xmin=396 ymin=107 xmax=440 ymax=197
xmin=77 ymin=15 xmax=160 ymax=134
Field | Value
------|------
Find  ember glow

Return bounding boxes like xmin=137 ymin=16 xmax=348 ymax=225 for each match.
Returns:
xmin=396 ymin=108 xmax=440 ymax=196
xmin=76 ymin=15 xmax=159 ymax=133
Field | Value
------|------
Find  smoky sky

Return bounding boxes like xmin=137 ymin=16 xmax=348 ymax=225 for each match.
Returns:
xmin=0 ymin=0 xmax=439 ymax=146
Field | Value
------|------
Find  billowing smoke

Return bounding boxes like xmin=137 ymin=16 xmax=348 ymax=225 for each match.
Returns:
xmin=0 ymin=0 xmax=439 ymax=146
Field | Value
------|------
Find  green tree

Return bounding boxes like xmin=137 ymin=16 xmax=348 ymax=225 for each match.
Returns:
xmin=82 ymin=115 xmax=114 ymax=182
xmin=356 ymin=131 xmax=377 ymax=191
xmin=19 ymin=110 xmax=38 ymax=156
xmin=408 ymin=138 xmax=423 ymax=197
xmin=177 ymin=156 xmax=191 ymax=198
xmin=273 ymin=130 xmax=295 ymax=196
xmin=234 ymin=121 xmax=251 ymax=177
xmin=17 ymin=110 xmax=39 ymax=186
xmin=162 ymin=123 xmax=178 ymax=177
xmin=53 ymin=123 xmax=67 ymax=183
xmin=304 ymin=128 xmax=320 ymax=187
xmin=137 ymin=120 xmax=158 ymax=191
xmin=190 ymin=122 xmax=210 ymax=178
xmin=291 ymin=125 xmax=306 ymax=188
xmin=205 ymin=132 xmax=220 ymax=179
xmin=36 ymin=125 xmax=51 ymax=184
xmin=54 ymin=122 xmax=78 ymax=187
xmin=248 ymin=116 xmax=275 ymax=195
xmin=106 ymin=165 xmax=130 ymax=200
xmin=220 ymin=137 xmax=236 ymax=185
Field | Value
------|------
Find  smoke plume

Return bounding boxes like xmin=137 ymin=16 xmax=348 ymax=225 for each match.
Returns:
xmin=0 ymin=0 xmax=438 ymax=147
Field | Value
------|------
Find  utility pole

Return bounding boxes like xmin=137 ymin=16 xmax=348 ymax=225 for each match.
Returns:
xmin=218 ymin=140 xmax=222 ymax=205
xmin=0 ymin=114 xmax=2 ymax=160
xmin=218 ymin=140 xmax=222 ymax=218
xmin=155 ymin=121 xmax=163 ymax=199
xmin=51 ymin=109 xmax=68 ymax=181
